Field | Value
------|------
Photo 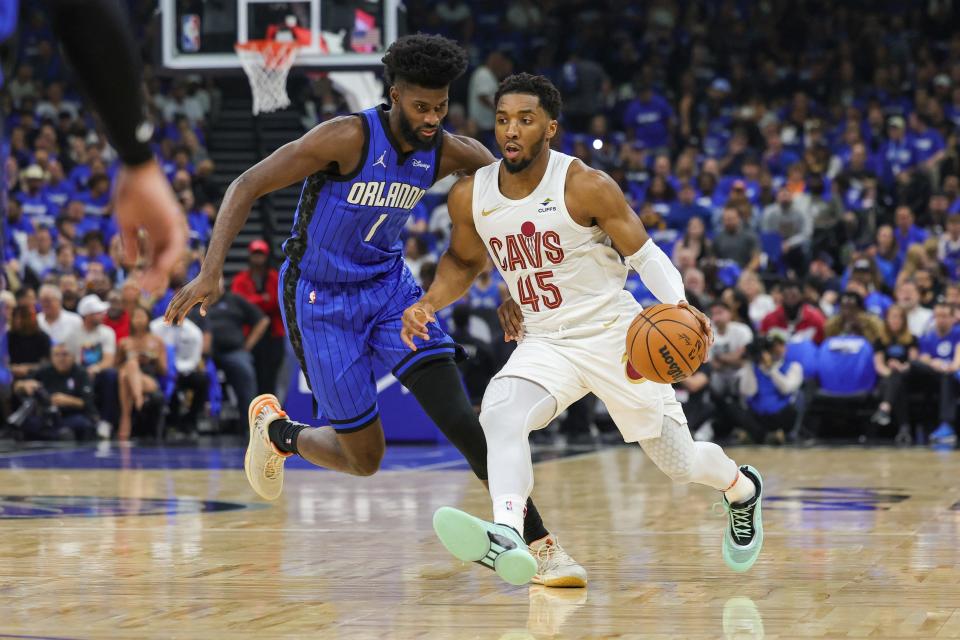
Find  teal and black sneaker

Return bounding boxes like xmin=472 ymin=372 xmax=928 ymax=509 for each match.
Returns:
xmin=721 ymin=465 xmax=764 ymax=573
xmin=433 ymin=506 xmax=537 ymax=586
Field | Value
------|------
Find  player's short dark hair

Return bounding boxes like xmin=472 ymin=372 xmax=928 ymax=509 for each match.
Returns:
xmin=381 ymin=34 xmax=468 ymax=89
xmin=494 ymin=73 xmax=562 ymax=119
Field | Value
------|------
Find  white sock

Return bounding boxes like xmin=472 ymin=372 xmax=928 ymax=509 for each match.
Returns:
xmin=724 ymin=470 xmax=756 ymax=504
xmin=492 ymin=494 xmax=526 ymax=537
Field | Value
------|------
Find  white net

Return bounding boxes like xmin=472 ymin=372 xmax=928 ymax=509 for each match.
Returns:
xmin=235 ymin=41 xmax=300 ymax=115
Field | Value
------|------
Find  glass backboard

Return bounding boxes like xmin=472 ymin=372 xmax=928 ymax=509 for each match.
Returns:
xmin=161 ymin=0 xmax=401 ymax=70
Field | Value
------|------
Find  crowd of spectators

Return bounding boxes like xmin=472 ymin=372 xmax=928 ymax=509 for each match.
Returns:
xmin=7 ymin=2 xmax=960 ymax=448
xmin=0 ymin=8 xmax=291 ymax=442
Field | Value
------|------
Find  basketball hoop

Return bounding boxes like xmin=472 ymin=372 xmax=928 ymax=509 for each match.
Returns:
xmin=235 ymin=40 xmax=300 ymax=115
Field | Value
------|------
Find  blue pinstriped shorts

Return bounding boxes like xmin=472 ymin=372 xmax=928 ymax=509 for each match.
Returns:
xmin=279 ymin=260 xmax=457 ymax=432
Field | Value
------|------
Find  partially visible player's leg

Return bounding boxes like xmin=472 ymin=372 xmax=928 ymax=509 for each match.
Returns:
xmin=588 ymin=306 xmax=764 ymax=571
xmin=478 ymin=376 xmax=557 ymax=536
xmin=474 ymin=374 xmax=589 ymax=587
xmin=245 ymin=268 xmax=389 ymax=499
xmin=257 ymin=339 xmax=388 ymax=477
xmin=371 ymin=268 xmax=557 ymax=545
xmin=635 ymin=415 xmax=764 ymax=572
xmin=604 ymin=387 xmax=764 ymax=572
xmin=400 ymin=358 xmax=550 ymax=544
xmin=434 ymin=373 xmax=576 ymax=586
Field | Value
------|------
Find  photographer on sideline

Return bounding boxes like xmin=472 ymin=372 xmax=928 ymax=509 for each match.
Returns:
xmin=8 ymin=344 xmax=97 ymax=441
xmin=736 ymin=330 xmax=804 ymax=445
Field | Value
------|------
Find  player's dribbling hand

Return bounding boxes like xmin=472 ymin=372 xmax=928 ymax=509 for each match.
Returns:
xmin=677 ymin=299 xmax=714 ymax=350
xmin=400 ymin=301 xmax=436 ymax=351
xmin=114 ymin=160 xmax=189 ymax=295
xmin=164 ymin=270 xmax=221 ymax=325
xmin=497 ymin=298 xmax=524 ymax=342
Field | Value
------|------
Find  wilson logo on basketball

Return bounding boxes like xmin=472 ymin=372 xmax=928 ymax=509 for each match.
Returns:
xmin=659 ymin=345 xmax=685 ymax=382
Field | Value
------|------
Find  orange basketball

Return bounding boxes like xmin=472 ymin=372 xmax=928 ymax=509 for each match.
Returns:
xmin=625 ymin=304 xmax=707 ymax=384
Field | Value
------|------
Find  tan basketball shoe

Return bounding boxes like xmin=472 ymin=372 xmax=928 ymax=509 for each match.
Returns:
xmin=245 ymin=394 xmax=292 ymax=500
xmin=529 ymin=536 xmax=588 ymax=588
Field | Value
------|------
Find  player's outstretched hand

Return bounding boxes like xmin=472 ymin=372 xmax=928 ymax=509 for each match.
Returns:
xmin=164 ymin=270 xmax=221 ymax=325
xmin=401 ymin=301 xmax=436 ymax=351
xmin=114 ymin=160 xmax=189 ymax=295
xmin=678 ymin=300 xmax=714 ymax=349
xmin=498 ymin=298 xmax=524 ymax=342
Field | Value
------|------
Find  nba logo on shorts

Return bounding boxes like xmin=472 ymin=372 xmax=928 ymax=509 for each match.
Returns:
xmin=181 ymin=15 xmax=201 ymax=52
xmin=308 ymin=290 xmax=316 ymax=304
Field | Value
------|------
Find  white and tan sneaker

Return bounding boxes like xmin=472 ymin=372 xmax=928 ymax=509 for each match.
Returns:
xmin=244 ymin=394 xmax=292 ymax=500
xmin=529 ymin=535 xmax=587 ymax=588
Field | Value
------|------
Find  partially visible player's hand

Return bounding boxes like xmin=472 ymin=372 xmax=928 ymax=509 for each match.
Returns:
xmin=164 ymin=270 xmax=221 ymax=325
xmin=114 ymin=160 xmax=188 ymax=295
xmin=678 ymin=300 xmax=714 ymax=349
xmin=400 ymin=301 xmax=436 ymax=351
xmin=498 ymin=298 xmax=524 ymax=342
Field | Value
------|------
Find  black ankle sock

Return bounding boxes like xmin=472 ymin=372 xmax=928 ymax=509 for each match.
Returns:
xmin=523 ymin=497 xmax=549 ymax=545
xmin=268 ymin=419 xmax=306 ymax=455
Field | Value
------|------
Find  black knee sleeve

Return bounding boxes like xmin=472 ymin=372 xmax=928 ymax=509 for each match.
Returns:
xmin=403 ymin=359 xmax=488 ymax=480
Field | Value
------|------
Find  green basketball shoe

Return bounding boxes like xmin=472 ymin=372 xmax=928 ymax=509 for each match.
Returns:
xmin=721 ymin=465 xmax=764 ymax=573
xmin=433 ymin=506 xmax=537 ymax=586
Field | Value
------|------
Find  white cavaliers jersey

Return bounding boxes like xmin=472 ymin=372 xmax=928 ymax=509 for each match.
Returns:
xmin=472 ymin=151 xmax=634 ymax=336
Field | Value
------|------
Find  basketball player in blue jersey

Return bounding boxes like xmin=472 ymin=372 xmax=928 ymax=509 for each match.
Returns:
xmin=165 ymin=35 xmax=586 ymax=587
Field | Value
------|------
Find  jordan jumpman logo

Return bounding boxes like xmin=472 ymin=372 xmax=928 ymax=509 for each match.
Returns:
xmin=373 ymin=151 xmax=387 ymax=168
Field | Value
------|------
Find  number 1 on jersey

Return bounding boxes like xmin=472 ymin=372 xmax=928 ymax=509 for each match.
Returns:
xmin=364 ymin=213 xmax=388 ymax=242
xmin=517 ymin=270 xmax=562 ymax=312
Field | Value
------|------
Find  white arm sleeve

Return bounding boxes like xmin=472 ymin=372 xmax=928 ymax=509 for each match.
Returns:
xmin=625 ymin=239 xmax=686 ymax=305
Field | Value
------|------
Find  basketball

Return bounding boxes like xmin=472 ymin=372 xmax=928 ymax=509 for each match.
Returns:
xmin=625 ymin=304 xmax=707 ymax=384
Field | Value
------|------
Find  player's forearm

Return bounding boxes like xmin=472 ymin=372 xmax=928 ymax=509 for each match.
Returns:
xmin=625 ymin=239 xmax=685 ymax=304
xmin=49 ymin=0 xmax=152 ymax=166
xmin=200 ymin=180 xmax=257 ymax=275
xmin=421 ymin=252 xmax=484 ymax=311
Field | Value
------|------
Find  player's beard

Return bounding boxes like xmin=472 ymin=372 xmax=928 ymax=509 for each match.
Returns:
xmin=398 ymin=110 xmax=440 ymax=151
xmin=502 ymin=137 xmax=546 ymax=174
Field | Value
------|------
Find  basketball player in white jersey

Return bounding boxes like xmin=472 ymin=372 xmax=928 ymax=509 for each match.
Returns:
xmin=401 ymin=73 xmax=764 ymax=586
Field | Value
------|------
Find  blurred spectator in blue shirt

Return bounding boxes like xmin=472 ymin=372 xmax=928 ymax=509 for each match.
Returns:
xmin=75 ymin=173 xmax=111 ymax=219
xmin=939 ymin=214 xmax=960 ymax=281
xmin=622 ymin=82 xmax=673 ymax=153
xmin=15 ymin=164 xmax=55 ymax=228
xmin=763 ymin=128 xmax=800 ymax=179
xmin=872 ymin=225 xmax=902 ymax=289
xmin=913 ymin=300 xmax=960 ymax=445
xmin=882 ymin=116 xmax=916 ymax=185
xmin=908 ymin=112 xmax=945 ymax=170
xmin=41 ymin=159 xmax=73 ymax=212
xmin=894 ymin=206 xmax=929 ymax=259
xmin=5 ymin=199 xmax=34 ymax=260
xmin=75 ymin=231 xmax=114 ymax=278
xmin=666 ymin=182 xmax=711 ymax=232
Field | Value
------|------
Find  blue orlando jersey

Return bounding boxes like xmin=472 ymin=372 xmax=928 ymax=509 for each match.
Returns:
xmin=283 ymin=105 xmax=442 ymax=283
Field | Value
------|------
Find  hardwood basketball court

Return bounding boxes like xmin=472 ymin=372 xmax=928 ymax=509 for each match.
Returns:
xmin=1 ymin=443 xmax=958 ymax=639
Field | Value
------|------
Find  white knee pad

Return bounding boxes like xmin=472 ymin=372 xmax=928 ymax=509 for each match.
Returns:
xmin=480 ymin=376 xmax=558 ymax=436
xmin=639 ymin=416 xmax=695 ymax=484
xmin=639 ymin=415 xmax=739 ymax=490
